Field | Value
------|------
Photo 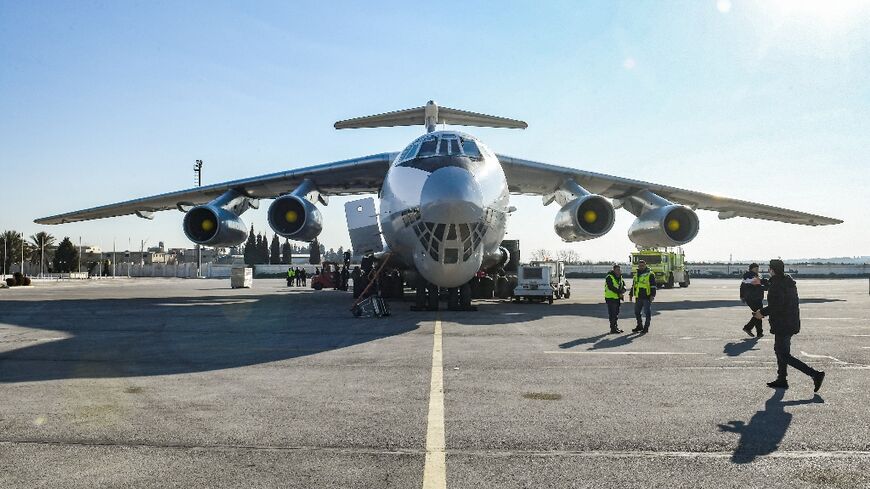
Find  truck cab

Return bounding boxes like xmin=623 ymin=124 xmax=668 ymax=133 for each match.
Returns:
xmin=630 ymin=248 xmax=690 ymax=289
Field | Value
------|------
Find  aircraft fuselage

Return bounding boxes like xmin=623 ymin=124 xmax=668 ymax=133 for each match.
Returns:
xmin=378 ymin=131 xmax=509 ymax=287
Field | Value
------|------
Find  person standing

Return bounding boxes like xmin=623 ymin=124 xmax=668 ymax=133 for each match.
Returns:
xmin=629 ymin=260 xmax=656 ymax=333
xmin=740 ymin=263 xmax=766 ymax=337
xmin=604 ymin=264 xmax=627 ymax=334
xmin=287 ymin=267 xmax=294 ymax=287
xmin=300 ymin=268 xmax=307 ymax=287
xmin=753 ymin=259 xmax=825 ymax=391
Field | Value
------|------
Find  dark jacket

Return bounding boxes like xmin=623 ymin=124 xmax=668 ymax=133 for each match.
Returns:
xmin=761 ymin=274 xmax=801 ymax=335
xmin=740 ymin=271 xmax=765 ymax=303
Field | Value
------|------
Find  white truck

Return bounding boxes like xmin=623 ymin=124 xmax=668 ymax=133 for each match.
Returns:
xmin=512 ymin=261 xmax=570 ymax=304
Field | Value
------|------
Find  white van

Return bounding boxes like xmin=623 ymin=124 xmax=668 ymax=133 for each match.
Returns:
xmin=513 ymin=261 xmax=570 ymax=304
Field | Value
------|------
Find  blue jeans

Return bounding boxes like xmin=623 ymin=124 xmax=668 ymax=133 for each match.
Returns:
xmin=634 ymin=297 xmax=652 ymax=329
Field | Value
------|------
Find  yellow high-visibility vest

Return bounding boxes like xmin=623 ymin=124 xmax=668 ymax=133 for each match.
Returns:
xmin=633 ymin=270 xmax=652 ymax=297
xmin=604 ymin=274 xmax=624 ymax=299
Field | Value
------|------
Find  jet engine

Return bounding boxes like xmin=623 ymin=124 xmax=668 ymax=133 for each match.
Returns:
xmin=183 ymin=205 xmax=248 ymax=246
xmin=482 ymin=246 xmax=510 ymax=271
xmin=553 ymin=195 xmax=616 ymax=242
xmin=267 ymin=194 xmax=323 ymax=242
xmin=628 ymin=204 xmax=699 ymax=247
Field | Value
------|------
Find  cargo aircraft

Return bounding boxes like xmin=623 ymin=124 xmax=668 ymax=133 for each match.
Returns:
xmin=36 ymin=101 xmax=841 ymax=308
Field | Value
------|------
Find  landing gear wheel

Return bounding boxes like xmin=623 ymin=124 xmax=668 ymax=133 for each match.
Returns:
xmin=548 ymin=295 xmax=554 ymax=304
xmin=448 ymin=287 xmax=460 ymax=310
xmin=564 ymin=288 xmax=571 ymax=299
xmin=427 ymin=284 xmax=440 ymax=310
xmin=415 ymin=280 xmax=427 ymax=309
xmin=459 ymin=282 xmax=473 ymax=308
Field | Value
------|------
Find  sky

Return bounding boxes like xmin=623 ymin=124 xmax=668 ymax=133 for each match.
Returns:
xmin=1 ymin=0 xmax=868 ymax=262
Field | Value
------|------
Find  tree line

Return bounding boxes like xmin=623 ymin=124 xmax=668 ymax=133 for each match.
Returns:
xmin=241 ymin=225 xmax=350 ymax=265
xmin=1 ymin=230 xmax=81 ymax=273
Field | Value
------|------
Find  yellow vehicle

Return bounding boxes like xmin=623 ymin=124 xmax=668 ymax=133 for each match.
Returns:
xmin=630 ymin=248 xmax=690 ymax=289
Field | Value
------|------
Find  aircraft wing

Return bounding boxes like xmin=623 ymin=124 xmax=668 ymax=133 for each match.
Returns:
xmin=497 ymin=154 xmax=842 ymax=226
xmin=35 ymin=153 xmax=398 ymax=225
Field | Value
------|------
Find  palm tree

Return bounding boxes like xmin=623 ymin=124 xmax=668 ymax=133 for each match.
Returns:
xmin=29 ymin=232 xmax=56 ymax=273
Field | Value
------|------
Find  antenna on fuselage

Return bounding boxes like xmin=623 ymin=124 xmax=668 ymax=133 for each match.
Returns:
xmin=334 ymin=100 xmax=527 ymax=133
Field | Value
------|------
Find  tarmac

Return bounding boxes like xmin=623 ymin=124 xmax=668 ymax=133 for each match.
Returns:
xmin=1 ymin=277 xmax=869 ymax=488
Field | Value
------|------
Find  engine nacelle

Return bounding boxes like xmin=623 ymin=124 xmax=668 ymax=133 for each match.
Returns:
xmin=183 ymin=205 xmax=248 ymax=247
xmin=267 ymin=194 xmax=323 ymax=242
xmin=628 ymin=205 xmax=699 ymax=247
xmin=482 ymin=246 xmax=510 ymax=271
xmin=554 ymin=195 xmax=615 ymax=242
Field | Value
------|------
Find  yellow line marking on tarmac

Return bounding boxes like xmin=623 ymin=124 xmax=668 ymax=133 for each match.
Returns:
xmin=422 ymin=315 xmax=446 ymax=489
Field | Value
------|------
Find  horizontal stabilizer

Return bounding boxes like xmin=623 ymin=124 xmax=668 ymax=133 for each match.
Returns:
xmin=335 ymin=100 xmax=527 ymax=133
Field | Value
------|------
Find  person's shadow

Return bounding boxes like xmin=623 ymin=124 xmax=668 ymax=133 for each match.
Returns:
xmin=718 ymin=389 xmax=824 ymax=464
xmin=723 ymin=338 xmax=760 ymax=357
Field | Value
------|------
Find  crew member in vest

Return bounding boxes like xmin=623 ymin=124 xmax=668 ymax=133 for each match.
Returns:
xmin=604 ymin=264 xmax=627 ymax=334
xmin=287 ymin=267 xmax=294 ymax=287
xmin=753 ymin=259 xmax=825 ymax=391
xmin=629 ymin=259 xmax=656 ymax=333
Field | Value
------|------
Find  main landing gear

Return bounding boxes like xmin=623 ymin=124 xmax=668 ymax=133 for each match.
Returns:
xmin=412 ymin=279 xmax=477 ymax=311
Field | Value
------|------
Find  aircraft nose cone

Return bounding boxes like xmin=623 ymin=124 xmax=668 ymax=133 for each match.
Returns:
xmin=419 ymin=166 xmax=484 ymax=223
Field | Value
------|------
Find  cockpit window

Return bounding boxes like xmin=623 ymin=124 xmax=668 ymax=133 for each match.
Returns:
xmin=461 ymin=138 xmax=482 ymax=160
xmin=398 ymin=140 xmax=421 ymax=163
xmin=437 ymin=136 xmax=461 ymax=156
xmin=418 ymin=137 xmax=438 ymax=158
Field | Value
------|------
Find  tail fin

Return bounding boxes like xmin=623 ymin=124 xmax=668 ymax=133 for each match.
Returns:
xmin=334 ymin=100 xmax=527 ymax=133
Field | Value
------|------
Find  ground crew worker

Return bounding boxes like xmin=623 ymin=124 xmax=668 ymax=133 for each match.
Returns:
xmin=753 ymin=259 xmax=825 ymax=391
xmin=286 ymin=267 xmax=294 ymax=287
xmin=604 ymin=264 xmax=627 ymax=334
xmin=740 ymin=263 xmax=766 ymax=337
xmin=341 ymin=266 xmax=350 ymax=291
xmin=296 ymin=267 xmax=303 ymax=286
xmin=629 ymin=259 xmax=656 ymax=333
xmin=300 ymin=268 xmax=307 ymax=287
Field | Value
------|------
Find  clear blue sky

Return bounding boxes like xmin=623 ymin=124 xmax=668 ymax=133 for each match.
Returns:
xmin=1 ymin=0 xmax=868 ymax=261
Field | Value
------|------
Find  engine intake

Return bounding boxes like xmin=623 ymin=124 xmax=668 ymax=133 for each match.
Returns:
xmin=268 ymin=194 xmax=323 ymax=242
xmin=554 ymin=195 xmax=615 ymax=242
xmin=183 ymin=205 xmax=248 ymax=246
xmin=628 ymin=205 xmax=699 ymax=247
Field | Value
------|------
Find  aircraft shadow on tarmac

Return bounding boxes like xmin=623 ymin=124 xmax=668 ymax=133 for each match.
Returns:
xmin=0 ymin=293 xmax=842 ymax=383
xmin=0 ymin=292 xmax=420 ymax=384
xmin=719 ymin=390 xmax=824 ymax=464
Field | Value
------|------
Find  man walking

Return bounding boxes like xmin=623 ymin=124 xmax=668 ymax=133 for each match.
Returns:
xmin=604 ymin=264 xmax=627 ymax=334
xmin=740 ymin=263 xmax=766 ymax=337
xmin=629 ymin=260 xmax=656 ymax=334
xmin=753 ymin=259 xmax=825 ymax=391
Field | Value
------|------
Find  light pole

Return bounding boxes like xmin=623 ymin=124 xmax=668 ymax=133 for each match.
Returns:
xmin=20 ymin=232 xmax=24 ymax=277
xmin=40 ymin=236 xmax=44 ymax=278
xmin=79 ymin=236 xmax=82 ymax=274
xmin=194 ymin=160 xmax=203 ymax=278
